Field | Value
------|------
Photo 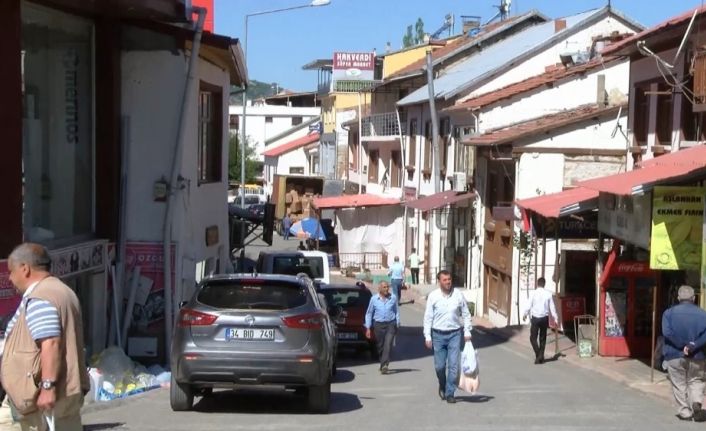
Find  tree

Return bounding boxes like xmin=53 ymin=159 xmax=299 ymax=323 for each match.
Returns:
xmin=401 ymin=18 xmax=425 ymax=48
xmin=228 ymin=133 xmax=260 ymax=183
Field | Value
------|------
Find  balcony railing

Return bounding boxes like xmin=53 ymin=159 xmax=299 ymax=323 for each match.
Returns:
xmin=332 ymin=80 xmax=380 ymax=93
xmin=361 ymin=112 xmax=404 ymax=138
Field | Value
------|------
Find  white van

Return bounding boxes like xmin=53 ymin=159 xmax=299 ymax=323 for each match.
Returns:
xmin=256 ymin=250 xmax=331 ymax=285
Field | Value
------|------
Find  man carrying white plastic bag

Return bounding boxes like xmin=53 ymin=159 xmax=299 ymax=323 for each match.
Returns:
xmin=458 ymin=341 xmax=479 ymax=393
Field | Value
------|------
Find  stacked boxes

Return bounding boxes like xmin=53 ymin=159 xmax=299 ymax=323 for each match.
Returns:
xmin=284 ymin=185 xmax=319 ymax=223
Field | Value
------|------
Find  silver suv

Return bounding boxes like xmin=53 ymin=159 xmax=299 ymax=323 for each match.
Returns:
xmin=170 ymin=273 xmax=336 ymax=413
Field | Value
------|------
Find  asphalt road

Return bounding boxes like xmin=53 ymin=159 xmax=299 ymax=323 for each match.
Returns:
xmin=82 ymin=300 xmax=697 ymax=431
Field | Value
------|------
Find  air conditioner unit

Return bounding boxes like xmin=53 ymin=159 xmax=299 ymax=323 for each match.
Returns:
xmin=452 ymin=172 xmax=467 ymax=192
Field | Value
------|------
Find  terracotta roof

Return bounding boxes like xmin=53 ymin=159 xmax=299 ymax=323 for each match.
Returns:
xmin=464 ymin=103 xmax=625 ymax=146
xmin=578 ymin=145 xmax=706 ymax=195
xmin=446 ymin=57 xmax=621 ymax=112
xmin=385 ymin=18 xmax=523 ymax=81
xmin=262 ymin=133 xmax=319 ymax=157
xmin=404 ymin=190 xmax=475 ymax=211
xmin=515 ymin=187 xmax=598 ymax=219
xmin=603 ymin=6 xmax=706 ymax=56
xmin=313 ymin=194 xmax=400 ymax=209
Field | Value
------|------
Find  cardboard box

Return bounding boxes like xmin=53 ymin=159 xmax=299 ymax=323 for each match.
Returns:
xmin=285 ymin=194 xmax=293 ymax=204
xmin=290 ymin=201 xmax=302 ymax=213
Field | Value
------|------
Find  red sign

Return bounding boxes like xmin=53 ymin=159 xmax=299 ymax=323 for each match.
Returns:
xmin=615 ymin=262 xmax=650 ymax=273
xmin=333 ymin=52 xmax=375 ymax=70
xmin=560 ymin=296 xmax=586 ymax=324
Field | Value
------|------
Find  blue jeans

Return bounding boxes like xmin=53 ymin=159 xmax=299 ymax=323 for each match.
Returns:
xmin=432 ymin=329 xmax=462 ymax=398
xmin=391 ymin=279 xmax=403 ymax=303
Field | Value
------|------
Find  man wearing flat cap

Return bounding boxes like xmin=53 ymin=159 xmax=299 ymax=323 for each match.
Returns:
xmin=662 ymin=285 xmax=706 ymax=422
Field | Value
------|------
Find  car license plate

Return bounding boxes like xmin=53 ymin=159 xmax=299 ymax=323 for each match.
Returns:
xmin=226 ymin=328 xmax=275 ymax=341
xmin=337 ymin=332 xmax=357 ymax=340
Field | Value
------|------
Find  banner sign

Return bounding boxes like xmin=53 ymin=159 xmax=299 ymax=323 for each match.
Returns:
xmin=650 ymin=186 xmax=704 ymax=270
xmin=332 ymin=52 xmax=375 ymax=82
xmin=598 ymin=192 xmax=651 ymax=249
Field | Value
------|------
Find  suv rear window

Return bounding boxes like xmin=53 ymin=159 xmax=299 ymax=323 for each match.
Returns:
xmin=197 ymin=280 xmax=308 ymax=310
xmin=272 ymin=256 xmax=324 ymax=279
xmin=322 ymin=289 xmax=371 ymax=308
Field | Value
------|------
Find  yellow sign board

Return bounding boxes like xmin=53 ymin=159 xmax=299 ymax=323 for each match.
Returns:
xmin=650 ymin=186 xmax=705 ymax=270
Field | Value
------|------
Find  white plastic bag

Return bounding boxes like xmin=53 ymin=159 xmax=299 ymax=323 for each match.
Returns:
xmin=461 ymin=342 xmax=478 ymax=376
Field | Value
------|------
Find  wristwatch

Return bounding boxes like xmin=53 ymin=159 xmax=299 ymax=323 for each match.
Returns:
xmin=40 ymin=379 xmax=56 ymax=390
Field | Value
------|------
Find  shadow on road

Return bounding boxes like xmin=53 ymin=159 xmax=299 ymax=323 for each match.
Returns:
xmin=193 ymin=388 xmax=362 ymax=415
xmin=83 ymin=423 xmax=126 ymax=430
xmin=332 ymin=369 xmax=356 ymax=383
xmin=385 ymin=368 xmax=419 ymax=374
xmin=456 ymin=394 xmax=494 ymax=403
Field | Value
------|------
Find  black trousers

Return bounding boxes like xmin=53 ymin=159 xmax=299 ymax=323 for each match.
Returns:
xmin=373 ymin=321 xmax=396 ymax=367
xmin=411 ymin=268 xmax=419 ymax=284
xmin=530 ymin=316 xmax=549 ymax=360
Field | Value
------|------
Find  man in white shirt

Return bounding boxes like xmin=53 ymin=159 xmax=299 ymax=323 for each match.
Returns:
xmin=522 ymin=277 xmax=558 ymax=364
xmin=423 ymin=270 xmax=472 ymax=404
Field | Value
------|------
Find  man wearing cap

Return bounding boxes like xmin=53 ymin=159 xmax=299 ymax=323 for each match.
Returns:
xmin=662 ymin=285 xmax=706 ymax=422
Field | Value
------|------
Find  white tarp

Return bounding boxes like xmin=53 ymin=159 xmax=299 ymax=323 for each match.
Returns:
xmin=335 ymin=206 xmax=405 ymax=265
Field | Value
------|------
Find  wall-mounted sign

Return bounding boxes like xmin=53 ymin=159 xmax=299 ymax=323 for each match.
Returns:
xmin=598 ymin=192 xmax=651 ymax=249
xmin=650 ymin=186 xmax=704 ymax=270
xmin=51 ymin=240 xmax=107 ymax=279
xmin=533 ymin=212 xmax=598 ymax=239
xmin=333 ymin=52 xmax=375 ymax=82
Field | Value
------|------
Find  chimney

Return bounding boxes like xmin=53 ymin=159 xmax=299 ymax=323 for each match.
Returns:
xmin=555 ymin=19 xmax=567 ymax=33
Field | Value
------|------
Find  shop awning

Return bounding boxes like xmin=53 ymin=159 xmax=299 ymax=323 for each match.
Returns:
xmin=313 ymin=194 xmax=401 ymax=209
xmin=578 ymin=145 xmax=706 ymax=195
xmin=404 ymin=190 xmax=475 ymax=211
xmin=515 ymin=187 xmax=598 ymax=219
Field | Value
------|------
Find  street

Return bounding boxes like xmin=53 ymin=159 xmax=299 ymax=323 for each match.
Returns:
xmin=83 ymin=299 xmax=690 ymax=431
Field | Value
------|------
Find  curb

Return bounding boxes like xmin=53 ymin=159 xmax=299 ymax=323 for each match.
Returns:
xmin=81 ymin=387 xmax=164 ymax=415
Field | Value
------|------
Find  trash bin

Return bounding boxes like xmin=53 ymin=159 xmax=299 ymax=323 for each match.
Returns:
xmin=574 ymin=314 xmax=596 ymax=358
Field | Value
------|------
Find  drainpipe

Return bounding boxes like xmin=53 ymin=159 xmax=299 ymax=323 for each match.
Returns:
xmin=357 ymin=91 xmax=363 ymax=194
xmin=163 ymin=6 xmax=206 ymax=365
xmin=396 ymin=107 xmax=407 ymax=260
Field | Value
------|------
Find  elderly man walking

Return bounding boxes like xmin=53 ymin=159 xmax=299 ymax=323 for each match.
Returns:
xmin=423 ymin=270 xmax=472 ymax=404
xmin=2 ymin=243 xmax=90 ymax=431
xmin=662 ymin=285 xmax=706 ymax=422
xmin=364 ymin=281 xmax=400 ymax=374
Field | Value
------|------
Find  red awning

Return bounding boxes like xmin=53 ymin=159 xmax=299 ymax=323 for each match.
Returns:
xmin=313 ymin=194 xmax=401 ymax=209
xmin=262 ymin=133 xmax=319 ymax=157
xmin=578 ymin=145 xmax=706 ymax=195
xmin=515 ymin=187 xmax=598 ymax=219
xmin=404 ymin=190 xmax=475 ymax=211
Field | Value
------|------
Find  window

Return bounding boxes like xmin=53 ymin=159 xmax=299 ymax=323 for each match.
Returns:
xmin=198 ymin=82 xmax=223 ymax=183
xmin=486 ymin=160 xmax=515 ymax=209
xmin=681 ymin=74 xmax=705 ymax=141
xmin=229 ymin=114 xmax=239 ymax=129
xmin=272 ymin=256 xmax=325 ymax=279
xmin=368 ymin=150 xmax=379 ymax=182
xmin=656 ymin=83 xmax=673 ymax=145
xmin=350 ymin=131 xmax=359 ymax=170
xmin=21 ymin=4 xmax=94 ymax=242
xmin=391 ymin=150 xmax=402 ymax=187
xmin=632 ymin=83 xmax=650 ymax=145
xmin=197 ymin=280 xmax=308 ymax=310
xmin=291 ymin=116 xmax=303 ymax=126
xmin=289 ymin=167 xmax=304 ymax=174
xmin=322 ymin=289 xmax=371 ymax=308
xmin=265 ymin=116 xmax=273 ymax=123
xmin=408 ymin=119 xmax=417 ymax=166
xmin=424 ymin=121 xmax=432 ymax=171
xmin=440 ymin=118 xmax=450 ymax=174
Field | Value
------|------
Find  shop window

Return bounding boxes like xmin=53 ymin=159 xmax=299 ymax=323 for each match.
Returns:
xmin=21 ymin=4 xmax=94 ymax=243
xmin=198 ymin=82 xmax=223 ymax=184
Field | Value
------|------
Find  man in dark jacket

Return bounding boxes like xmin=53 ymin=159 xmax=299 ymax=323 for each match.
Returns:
xmin=662 ymin=285 xmax=706 ymax=421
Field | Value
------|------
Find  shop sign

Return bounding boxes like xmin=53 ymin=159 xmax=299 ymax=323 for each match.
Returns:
xmin=597 ymin=192 xmax=651 ymax=249
xmin=649 ymin=186 xmax=704 ymax=270
xmin=533 ymin=212 xmax=598 ymax=239
xmin=51 ymin=240 xmax=107 ymax=278
xmin=333 ymin=52 xmax=375 ymax=82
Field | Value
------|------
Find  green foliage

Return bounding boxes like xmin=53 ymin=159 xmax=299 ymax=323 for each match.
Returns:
xmin=230 ymin=80 xmax=279 ymax=105
xmin=402 ymin=18 xmax=425 ymax=48
xmin=228 ymin=133 xmax=261 ymax=183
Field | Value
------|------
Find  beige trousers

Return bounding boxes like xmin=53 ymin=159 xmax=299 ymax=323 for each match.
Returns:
xmin=0 ymin=397 xmax=20 ymax=430
xmin=666 ymin=357 xmax=706 ymax=418
xmin=18 ymin=395 xmax=83 ymax=431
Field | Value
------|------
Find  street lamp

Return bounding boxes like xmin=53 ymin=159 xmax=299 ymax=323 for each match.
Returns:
xmin=240 ymin=0 xmax=332 ymax=208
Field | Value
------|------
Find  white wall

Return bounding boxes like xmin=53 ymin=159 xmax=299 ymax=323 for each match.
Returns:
xmin=229 ymin=104 xmax=320 ymax=161
xmin=262 ymin=126 xmax=315 ymax=195
xmin=122 ymin=49 xmax=231 ymax=303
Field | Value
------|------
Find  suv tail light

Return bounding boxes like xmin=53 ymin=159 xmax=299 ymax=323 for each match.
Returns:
xmin=178 ymin=308 xmax=218 ymax=327
xmin=282 ymin=312 xmax=324 ymax=329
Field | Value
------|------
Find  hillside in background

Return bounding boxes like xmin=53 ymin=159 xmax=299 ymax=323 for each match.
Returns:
xmin=230 ymin=80 xmax=279 ymax=105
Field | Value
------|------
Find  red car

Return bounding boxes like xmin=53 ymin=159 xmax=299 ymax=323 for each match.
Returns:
xmin=318 ymin=283 xmax=377 ymax=358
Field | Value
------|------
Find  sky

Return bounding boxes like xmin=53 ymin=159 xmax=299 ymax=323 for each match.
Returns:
xmin=214 ymin=0 xmax=706 ymax=92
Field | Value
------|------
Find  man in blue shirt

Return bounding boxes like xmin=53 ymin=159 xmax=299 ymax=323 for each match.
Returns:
xmin=365 ymin=281 xmax=400 ymax=374
xmin=662 ymin=285 xmax=706 ymax=422
xmin=388 ymin=256 xmax=405 ymax=306
xmin=282 ymin=214 xmax=292 ymax=240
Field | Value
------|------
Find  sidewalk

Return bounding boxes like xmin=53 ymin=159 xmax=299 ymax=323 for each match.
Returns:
xmin=404 ymin=282 xmax=672 ymax=404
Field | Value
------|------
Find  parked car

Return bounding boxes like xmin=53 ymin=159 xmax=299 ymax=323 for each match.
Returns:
xmin=318 ymin=283 xmax=377 ymax=356
xmin=248 ymin=203 xmax=266 ymax=220
xmin=170 ymin=273 xmax=337 ymax=413
xmin=256 ymin=251 xmax=331 ymax=285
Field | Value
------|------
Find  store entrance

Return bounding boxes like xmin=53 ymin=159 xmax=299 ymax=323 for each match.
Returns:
xmin=564 ymin=250 xmax=596 ymax=316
